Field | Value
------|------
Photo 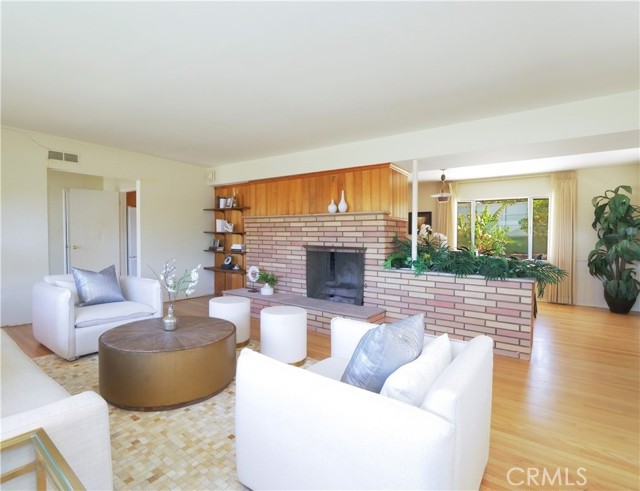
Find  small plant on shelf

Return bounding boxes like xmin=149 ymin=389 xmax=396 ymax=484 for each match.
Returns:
xmin=257 ymin=271 xmax=277 ymax=296
xmin=257 ymin=271 xmax=278 ymax=287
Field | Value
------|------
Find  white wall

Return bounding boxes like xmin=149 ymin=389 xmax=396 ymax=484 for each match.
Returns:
xmin=456 ymin=176 xmax=551 ymax=201
xmin=1 ymin=127 xmax=215 ymax=325
xmin=575 ymin=163 xmax=640 ymax=311
xmin=212 ymin=91 xmax=639 ymax=184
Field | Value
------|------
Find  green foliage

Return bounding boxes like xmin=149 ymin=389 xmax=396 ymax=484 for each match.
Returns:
xmin=257 ymin=271 xmax=278 ymax=287
xmin=457 ymin=202 xmax=513 ymax=255
xmin=519 ymin=199 xmax=548 ymax=235
xmin=383 ymin=236 xmax=567 ymax=298
xmin=587 ymin=185 xmax=640 ymax=302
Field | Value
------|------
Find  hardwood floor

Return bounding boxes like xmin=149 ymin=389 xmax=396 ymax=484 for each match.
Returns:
xmin=3 ymin=298 xmax=638 ymax=490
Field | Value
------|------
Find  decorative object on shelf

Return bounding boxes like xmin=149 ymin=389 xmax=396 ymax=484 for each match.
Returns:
xmin=407 ymin=211 xmax=433 ymax=234
xmin=587 ymin=185 xmax=640 ymax=314
xmin=150 ymin=259 xmax=201 ymax=331
xmin=257 ymin=271 xmax=278 ymax=296
xmin=431 ymin=170 xmax=453 ymax=203
xmin=246 ymin=266 xmax=260 ymax=292
xmin=338 ymin=190 xmax=348 ymax=213
xmin=218 ymin=197 xmax=226 ymax=208
xmin=224 ymin=221 xmax=234 ymax=232
xmin=221 ymin=255 xmax=235 ymax=270
xmin=328 ymin=199 xmax=338 ymax=213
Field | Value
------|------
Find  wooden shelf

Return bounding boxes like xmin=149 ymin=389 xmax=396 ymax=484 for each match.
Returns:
xmin=203 ymin=207 xmax=250 ymax=212
xmin=204 ymin=250 xmax=246 ymax=255
xmin=206 ymin=201 xmax=249 ymax=294
xmin=203 ymin=266 xmax=246 ymax=274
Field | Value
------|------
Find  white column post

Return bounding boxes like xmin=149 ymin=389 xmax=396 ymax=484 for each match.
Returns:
xmin=411 ymin=159 xmax=418 ymax=262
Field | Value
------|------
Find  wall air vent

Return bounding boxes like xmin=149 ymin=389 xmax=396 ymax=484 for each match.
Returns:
xmin=48 ymin=150 xmax=79 ymax=163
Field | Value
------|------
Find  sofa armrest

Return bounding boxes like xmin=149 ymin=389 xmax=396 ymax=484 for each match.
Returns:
xmin=422 ymin=335 xmax=494 ymax=491
xmin=1 ymin=391 xmax=113 ymax=491
xmin=120 ymin=276 xmax=162 ymax=317
xmin=32 ymin=282 xmax=76 ymax=360
xmin=236 ymin=349 xmax=455 ymax=490
xmin=329 ymin=317 xmax=377 ymax=359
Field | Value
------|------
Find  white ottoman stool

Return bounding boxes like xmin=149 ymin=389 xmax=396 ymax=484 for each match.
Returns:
xmin=209 ymin=296 xmax=251 ymax=347
xmin=260 ymin=306 xmax=307 ymax=365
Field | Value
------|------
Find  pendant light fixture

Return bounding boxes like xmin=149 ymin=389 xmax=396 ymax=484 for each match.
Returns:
xmin=431 ymin=170 xmax=452 ymax=203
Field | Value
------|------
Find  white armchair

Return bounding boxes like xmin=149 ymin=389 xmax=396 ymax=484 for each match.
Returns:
xmin=32 ymin=274 xmax=162 ymax=361
xmin=236 ymin=318 xmax=494 ymax=490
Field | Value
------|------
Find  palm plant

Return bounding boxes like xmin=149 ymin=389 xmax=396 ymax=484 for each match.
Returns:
xmin=587 ymin=185 xmax=640 ymax=313
xmin=457 ymin=202 xmax=513 ymax=255
xmin=383 ymin=236 xmax=566 ymax=298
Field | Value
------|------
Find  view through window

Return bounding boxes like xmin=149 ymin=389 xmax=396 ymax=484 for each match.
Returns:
xmin=457 ymin=198 xmax=549 ymax=259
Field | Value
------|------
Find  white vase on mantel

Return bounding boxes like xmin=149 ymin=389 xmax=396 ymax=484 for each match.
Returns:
xmin=261 ymin=284 xmax=274 ymax=296
xmin=328 ymin=199 xmax=338 ymax=213
xmin=338 ymin=190 xmax=348 ymax=213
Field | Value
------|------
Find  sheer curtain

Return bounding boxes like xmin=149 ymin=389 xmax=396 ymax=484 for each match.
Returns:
xmin=434 ymin=182 xmax=457 ymax=247
xmin=547 ymin=171 xmax=576 ymax=304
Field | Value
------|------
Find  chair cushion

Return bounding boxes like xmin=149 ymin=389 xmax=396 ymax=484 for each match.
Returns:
xmin=75 ymin=301 xmax=156 ymax=328
xmin=380 ymin=333 xmax=452 ymax=406
xmin=340 ymin=314 xmax=424 ymax=393
xmin=72 ymin=265 xmax=125 ymax=306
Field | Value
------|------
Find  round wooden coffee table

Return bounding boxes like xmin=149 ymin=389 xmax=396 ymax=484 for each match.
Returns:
xmin=98 ymin=316 xmax=236 ymax=411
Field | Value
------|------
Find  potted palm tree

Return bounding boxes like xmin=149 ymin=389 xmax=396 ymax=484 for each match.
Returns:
xmin=587 ymin=185 xmax=640 ymax=314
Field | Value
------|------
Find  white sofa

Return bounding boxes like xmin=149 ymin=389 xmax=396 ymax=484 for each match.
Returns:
xmin=32 ymin=274 xmax=162 ymax=361
xmin=236 ymin=317 xmax=494 ymax=491
xmin=0 ymin=329 xmax=113 ymax=490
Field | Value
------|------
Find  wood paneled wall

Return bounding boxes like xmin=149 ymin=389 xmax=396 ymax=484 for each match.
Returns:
xmin=214 ymin=163 xmax=409 ymax=218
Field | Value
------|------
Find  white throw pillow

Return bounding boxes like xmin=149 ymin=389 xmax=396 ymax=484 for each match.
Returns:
xmin=380 ymin=333 xmax=452 ymax=406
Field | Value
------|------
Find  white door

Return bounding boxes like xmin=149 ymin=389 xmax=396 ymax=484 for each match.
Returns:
xmin=127 ymin=206 xmax=138 ymax=275
xmin=64 ymin=189 xmax=121 ymax=274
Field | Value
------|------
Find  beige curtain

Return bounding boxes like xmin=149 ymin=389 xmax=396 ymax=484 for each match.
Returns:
xmin=434 ymin=182 xmax=456 ymax=246
xmin=547 ymin=171 xmax=575 ymax=304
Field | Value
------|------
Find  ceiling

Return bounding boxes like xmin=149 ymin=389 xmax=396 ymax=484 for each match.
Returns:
xmin=2 ymin=1 xmax=639 ymax=179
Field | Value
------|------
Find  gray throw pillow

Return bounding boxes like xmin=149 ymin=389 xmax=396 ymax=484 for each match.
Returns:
xmin=71 ymin=265 xmax=125 ymax=306
xmin=340 ymin=314 xmax=425 ymax=393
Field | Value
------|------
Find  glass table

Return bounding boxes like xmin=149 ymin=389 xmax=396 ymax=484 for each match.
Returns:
xmin=0 ymin=428 xmax=85 ymax=490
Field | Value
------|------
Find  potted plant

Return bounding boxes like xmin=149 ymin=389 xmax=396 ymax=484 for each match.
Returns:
xmin=257 ymin=271 xmax=278 ymax=296
xmin=383 ymin=233 xmax=567 ymax=298
xmin=587 ymin=185 xmax=640 ymax=314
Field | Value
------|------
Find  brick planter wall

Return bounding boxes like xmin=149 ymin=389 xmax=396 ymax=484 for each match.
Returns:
xmin=243 ymin=212 xmax=534 ymax=359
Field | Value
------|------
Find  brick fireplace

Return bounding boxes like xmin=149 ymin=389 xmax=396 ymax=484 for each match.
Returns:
xmin=242 ymin=212 xmax=534 ymax=359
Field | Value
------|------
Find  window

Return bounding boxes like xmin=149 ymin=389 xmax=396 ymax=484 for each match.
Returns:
xmin=456 ymin=197 xmax=549 ymax=259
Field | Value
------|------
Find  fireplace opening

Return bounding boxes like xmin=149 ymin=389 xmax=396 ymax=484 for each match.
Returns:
xmin=306 ymin=246 xmax=365 ymax=305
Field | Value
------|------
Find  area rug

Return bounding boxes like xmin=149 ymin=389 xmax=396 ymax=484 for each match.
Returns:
xmin=34 ymin=344 xmax=316 ymax=490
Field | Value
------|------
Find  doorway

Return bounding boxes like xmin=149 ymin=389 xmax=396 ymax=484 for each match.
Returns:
xmin=47 ymin=169 xmax=137 ymax=275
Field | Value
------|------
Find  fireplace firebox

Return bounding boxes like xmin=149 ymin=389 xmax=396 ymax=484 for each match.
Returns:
xmin=306 ymin=246 xmax=365 ymax=305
